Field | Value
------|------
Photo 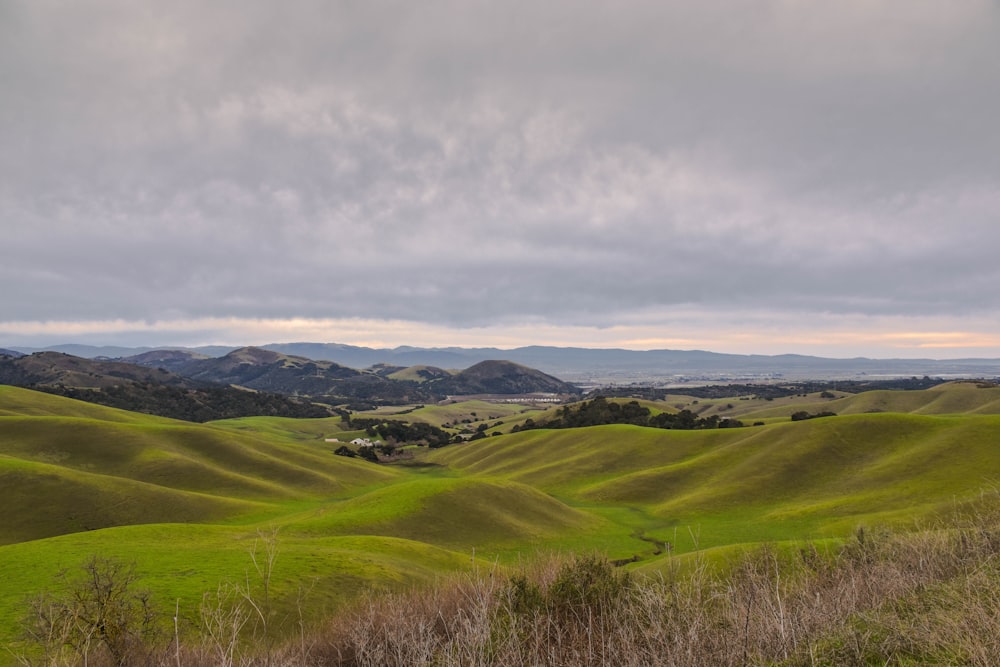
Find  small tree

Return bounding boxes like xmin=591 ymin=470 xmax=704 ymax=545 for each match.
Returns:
xmin=21 ymin=556 xmax=158 ymax=666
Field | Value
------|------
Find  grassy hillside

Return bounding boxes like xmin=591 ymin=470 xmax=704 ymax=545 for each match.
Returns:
xmin=0 ymin=387 xmax=400 ymax=543
xmin=286 ymin=476 xmax=604 ymax=549
xmin=4 ymin=382 xmax=1000 ymax=662
xmin=350 ymin=399 xmax=549 ymax=434
xmin=730 ymin=380 xmax=1000 ymax=421
xmin=427 ymin=411 xmax=1000 ymax=549
xmin=0 ymin=524 xmax=476 ymax=651
xmin=0 ymin=384 xmax=172 ymax=422
xmin=385 ymin=365 xmax=452 ymax=383
xmin=0 ymin=388 xmax=612 ymax=654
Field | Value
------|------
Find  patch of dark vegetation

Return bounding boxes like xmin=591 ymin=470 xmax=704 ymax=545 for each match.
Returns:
xmin=345 ymin=416 xmax=455 ymax=448
xmin=33 ymin=383 xmax=333 ymax=422
xmin=790 ymin=410 xmax=838 ymax=421
xmin=425 ymin=359 xmax=581 ymax=397
xmin=513 ymin=396 xmax=745 ymax=432
xmin=591 ymin=375 xmax=952 ymax=401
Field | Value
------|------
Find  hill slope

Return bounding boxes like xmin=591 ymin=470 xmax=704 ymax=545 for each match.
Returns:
xmin=5 ymin=382 xmax=1000 ymax=661
xmin=427 ymin=411 xmax=1000 ymax=547
xmin=0 ymin=387 xmax=399 ymax=543
xmin=736 ymin=381 xmax=1000 ymax=420
xmin=426 ymin=359 xmax=580 ymax=396
xmin=287 ymin=477 xmax=602 ymax=550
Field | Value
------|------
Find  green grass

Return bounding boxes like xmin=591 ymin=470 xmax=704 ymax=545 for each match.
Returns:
xmin=0 ymin=523 xmax=476 ymax=645
xmin=736 ymin=381 xmax=1000 ymax=421
xmin=205 ymin=414 xmax=349 ymax=442
xmin=427 ymin=412 xmax=1000 ymax=550
xmin=285 ymin=476 xmax=603 ymax=550
xmin=351 ymin=399 xmax=549 ymax=433
xmin=0 ymin=388 xmax=402 ymax=545
xmin=4 ymin=382 xmax=1000 ymax=660
xmin=0 ymin=384 xmax=175 ymax=422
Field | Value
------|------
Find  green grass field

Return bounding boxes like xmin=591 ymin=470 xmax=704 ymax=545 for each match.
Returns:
xmin=2 ymin=382 xmax=999 ymax=658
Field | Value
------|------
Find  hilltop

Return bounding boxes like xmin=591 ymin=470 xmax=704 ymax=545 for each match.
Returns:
xmin=425 ymin=359 xmax=579 ymax=396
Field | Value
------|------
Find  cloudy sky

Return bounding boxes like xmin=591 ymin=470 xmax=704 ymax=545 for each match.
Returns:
xmin=2 ymin=1 xmax=999 ymax=357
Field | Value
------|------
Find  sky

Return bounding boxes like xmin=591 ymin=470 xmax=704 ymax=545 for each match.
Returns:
xmin=2 ymin=0 xmax=999 ymax=358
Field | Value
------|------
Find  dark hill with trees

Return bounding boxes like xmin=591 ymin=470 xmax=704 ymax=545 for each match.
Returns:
xmin=0 ymin=352 xmax=332 ymax=421
xmin=0 ymin=348 xmax=584 ymax=416
xmin=171 ymin=347 xmax=362 ymax=389
xmin=426 ymin=360 xmax=580 ymax=396
xmin=121 ymin=348 xmax=211 ymax=371
xmin=127 ymin=349 xmax=580 ymax=404
xmin=156 ymin=347 xmax=436 ymax=406
xmin=0 ymin=351 xmax=198 ymax=389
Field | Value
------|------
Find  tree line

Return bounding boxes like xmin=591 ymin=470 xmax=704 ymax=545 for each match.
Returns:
xmin=512 ymin=397 xmax=745 ymax=432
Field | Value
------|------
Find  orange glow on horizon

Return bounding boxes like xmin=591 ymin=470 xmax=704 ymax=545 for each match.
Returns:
xmin=2 ymin=317 xmax=1000 ymax=359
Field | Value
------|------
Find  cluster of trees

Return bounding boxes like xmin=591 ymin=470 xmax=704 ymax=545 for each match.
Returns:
xmin=334 ymin=444 xmax=382 ymax=462
xmin=790 ymin=410 xmax=838 ymax=421
xmin=345 ymin=417 xmax=454 ymax=448
xmin=593 ymin=376 xmax=953 ymax=403
xmin=513 ymin=397 xmax=744 ymax=432
xmin=34 ymin=383 xmax=332 ymax=422
xmin=592 ymin=376 xmax=952 ymax=402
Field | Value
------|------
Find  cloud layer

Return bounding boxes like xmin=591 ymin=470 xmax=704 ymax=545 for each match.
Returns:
xmin=2 ymin=1 xmax=999 ymax=356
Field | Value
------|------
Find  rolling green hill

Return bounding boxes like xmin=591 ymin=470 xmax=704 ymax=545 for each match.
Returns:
xmin=427 ymin=408 xmax=1000 ymax=548
xmin=0 ymin=387 xmax=400 ymax=543
xmin=731 ymin=380 xmax=1000 ymax=421
xmin=3 ymin=381 xmax=1000 ymax=661
xmin=286 ymin=476 xmax=604 ymax=549
xmin=0 ymin=524 xmax=477 ymax=652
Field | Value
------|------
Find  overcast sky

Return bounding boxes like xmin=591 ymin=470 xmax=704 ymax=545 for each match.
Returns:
xmin=2 ymin=0 xmax=999 ymax=357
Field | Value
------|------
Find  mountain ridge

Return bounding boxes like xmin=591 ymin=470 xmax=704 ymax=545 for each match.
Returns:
xmin=9 ymin=342 xmax=1000 ymax=382
xmin=0 ymin=348 xmax=580 ymax=418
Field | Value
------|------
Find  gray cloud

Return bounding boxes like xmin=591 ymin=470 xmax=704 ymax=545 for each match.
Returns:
xmin=2 ymin=0 xmax=999 ymax=351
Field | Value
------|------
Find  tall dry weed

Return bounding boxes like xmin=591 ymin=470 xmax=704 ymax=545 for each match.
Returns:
xmin=17 ymin=515 xmax=1000 ymax=666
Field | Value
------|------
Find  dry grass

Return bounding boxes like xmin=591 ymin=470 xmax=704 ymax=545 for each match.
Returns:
xmin=304 ymin=519 xmax=1000 ymax=667
xmin=15 ymin=517 xmax=1000 ymax=666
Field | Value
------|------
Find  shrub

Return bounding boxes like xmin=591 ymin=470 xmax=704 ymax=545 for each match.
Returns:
xmin=20 ymin=556 xmax=159 ymax=666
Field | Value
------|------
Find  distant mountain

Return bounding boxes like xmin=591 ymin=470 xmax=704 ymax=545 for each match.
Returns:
xmin=126 ymin=346 xmax=439 ymax=405
xmin=0 ymin=352 xmax=332 ymax=421
xmin=0 ymin=351 xmax=199 ymax=389
xmin=150 ymin=347 xmax=577 ymax=404
xmin=251 ymin=343 xmax=1000 ymax=381
xmin=172 ymin=347 xmax=366 ymax=393
xmin=426 ymin=360 xmax=580 ymax=396
xmin=0 ymin=348 xmax=25 ymax=358
xmin=12 ymin=344 xmax=236 ymax=358
xmin=11 ymin=342 xmax=1000 ymax=383
xmin=121 ymin=348 xmax=212 ymax=371
xmin=384 ymin=365 xmax=453 ymax=383
xmin=263 ymin=342 xmax=480 ymax=370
